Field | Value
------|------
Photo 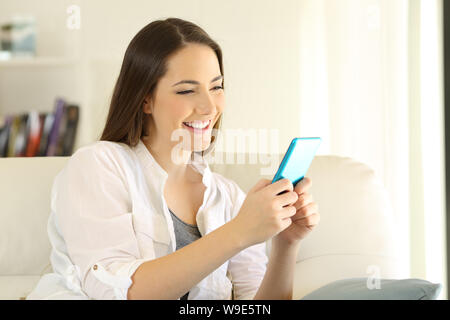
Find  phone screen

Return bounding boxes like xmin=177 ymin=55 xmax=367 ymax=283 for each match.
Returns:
xmin=271 ymin=137 xmax=321 ymax=191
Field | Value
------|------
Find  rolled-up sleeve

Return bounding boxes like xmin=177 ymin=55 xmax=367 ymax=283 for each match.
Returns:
xmin=226 ymin=180 xmax=268 ymax=300
xmin=55 ymin=144 xmax=145 ymax=300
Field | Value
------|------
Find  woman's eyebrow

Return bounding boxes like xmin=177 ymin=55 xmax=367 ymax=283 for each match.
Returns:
xmin=172 ymin=75 xmax=223 ymax=86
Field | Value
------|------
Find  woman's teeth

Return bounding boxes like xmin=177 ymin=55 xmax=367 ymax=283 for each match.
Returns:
xmin=183 ymin=120 xmax=210 ymax=129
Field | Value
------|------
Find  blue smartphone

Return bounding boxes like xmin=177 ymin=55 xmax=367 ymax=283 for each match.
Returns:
xmin=272 ymin=137 xmax=321 ymax=193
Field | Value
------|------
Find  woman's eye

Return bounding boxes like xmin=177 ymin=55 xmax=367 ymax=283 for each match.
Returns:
xmin=177 ymin=86 xmax=223 ymax=95
xmin=177 ymin=90 xmax=193 ymax=95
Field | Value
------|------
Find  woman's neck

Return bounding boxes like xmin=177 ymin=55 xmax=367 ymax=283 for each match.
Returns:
xmin=141 ymin=136 xmax=200 ymax=184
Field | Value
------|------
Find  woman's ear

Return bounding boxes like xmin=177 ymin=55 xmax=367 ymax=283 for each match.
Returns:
xmin=143 ymin=96 xmax=152 ymax=114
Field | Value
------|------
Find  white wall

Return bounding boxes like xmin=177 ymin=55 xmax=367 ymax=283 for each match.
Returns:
xmin=81 ymin=0 xmax=303 ymax=156
xmin=297 ymin=0 xmax=411 ymax=278
xmin=0 ymin=0 xmax=303 ymax=155
xmin=0 ymin=0 xmax=84 ymax=143
xmin=416 ymin=0 xmax=446 ymax=297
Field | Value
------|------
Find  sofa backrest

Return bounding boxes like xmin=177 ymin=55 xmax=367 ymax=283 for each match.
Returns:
xmin=210 ymin=153 xmax=407 ymax=298
xmin=0 ymin=152 xmax=406 ymax=294
xmin=0 ymin=157 xmax=68 ymax=276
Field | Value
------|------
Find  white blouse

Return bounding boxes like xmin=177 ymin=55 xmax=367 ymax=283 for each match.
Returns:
xmin=27 ymin=138 xmax=268 ymax=300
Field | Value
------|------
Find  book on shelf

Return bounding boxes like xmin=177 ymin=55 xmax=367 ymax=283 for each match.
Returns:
xmin=25 ymin=111 xmax=42 ymax=157
xmin=37 ymin=113 xmax=54 ymax=156
xmin=12 ymin=113 xmax=29 ymax=157
xmin=7 ymin=115 xmax=22 ymax=157
xmin=0 ymin=115 xmax=12 ymax=157
xmin=0 ymin=97 xmax=79 ymax=157
xmin=46 ymin=98 xmax=66 ymax=156
xmin=59 ymin=104 xmax=79 ymax=156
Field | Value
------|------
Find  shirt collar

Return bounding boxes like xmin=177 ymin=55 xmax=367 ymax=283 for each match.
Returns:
xmin=133 ymin=138 xmax=212 ymax=189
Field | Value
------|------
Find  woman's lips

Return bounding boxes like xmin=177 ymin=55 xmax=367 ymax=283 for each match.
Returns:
xmin=182 ymin=120 xmax=212 ymax=133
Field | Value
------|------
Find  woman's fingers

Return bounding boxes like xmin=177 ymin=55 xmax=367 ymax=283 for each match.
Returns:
xmin=250 ymin=178 xmax=273 ymax=193
xmin=292 ymin=202 xmax=319 ymax=221
xmin=292 ymin=212 xmax=320 ymax=228
xmin=278 ymin=205 xmax=297 ymax=219
xmin=294 ymin=177 xmax=312 ymax=195
xmin=267 ymin=178 xmax=294 ymax=197
xmin=276 ymin=190 xmax=298 ymax=209
xmin=293 ymin=192 xmax=314 ymax=210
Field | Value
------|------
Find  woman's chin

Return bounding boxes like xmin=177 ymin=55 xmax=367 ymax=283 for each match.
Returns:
xmin=182 ymin=142 xmax=211 ymax=153
xmin=193 ymin=144 xmax=210 ymax=153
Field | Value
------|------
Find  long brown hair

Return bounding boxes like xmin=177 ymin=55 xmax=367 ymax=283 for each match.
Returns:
xmin=99 ymin=17 xmax=224 ymax=155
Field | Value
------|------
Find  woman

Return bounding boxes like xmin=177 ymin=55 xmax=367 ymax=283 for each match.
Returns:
xmin=27 ymin=17 xmax=319 ymax=300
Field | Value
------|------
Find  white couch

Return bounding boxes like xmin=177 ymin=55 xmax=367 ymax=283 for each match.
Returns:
xmin=0 ymin=152 xmax=406 ymax=300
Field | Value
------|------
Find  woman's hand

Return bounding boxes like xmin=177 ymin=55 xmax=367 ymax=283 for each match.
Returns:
xmin=273 ymin=177 xmax=320 ymax=246
xmin=230 ymin=178 xmax=299 ymax=248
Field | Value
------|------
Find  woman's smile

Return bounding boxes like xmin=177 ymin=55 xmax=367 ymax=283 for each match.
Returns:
xmin=182 ymin=119 xmax=212 ymax=132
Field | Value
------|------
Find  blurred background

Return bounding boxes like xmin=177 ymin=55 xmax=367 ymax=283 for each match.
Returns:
xmin=0 ymin=0 xmax=447 ymax=299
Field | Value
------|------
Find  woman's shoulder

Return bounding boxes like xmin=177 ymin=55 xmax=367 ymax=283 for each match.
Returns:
xmin=73 ymin=140 xmax=130 ymax=154
xmin=65 ymin=140 xmax=135 ymax=176
xmin=53 ymin=140 xmax=136 ymax=194
xmin=70 ymin=140 xmax=131 ymax=161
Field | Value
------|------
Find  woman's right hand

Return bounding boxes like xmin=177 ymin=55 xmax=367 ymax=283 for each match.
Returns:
xmin=230 ymin=178 xmax=299 ymax=248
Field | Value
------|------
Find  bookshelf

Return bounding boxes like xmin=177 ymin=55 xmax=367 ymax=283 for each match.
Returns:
xmin=0 ymin=0 xmax=87 ymax=157
xmin=0 ymin=55 xmax=83 ymax=157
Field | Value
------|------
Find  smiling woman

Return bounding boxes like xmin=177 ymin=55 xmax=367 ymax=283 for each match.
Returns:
xmin=27 ymin=17 xmax=309 ymax=302
xmin=138 ymin=41 xmax=225 ymax=159
xmin=100 ymin=18 xmax=225 ymax=157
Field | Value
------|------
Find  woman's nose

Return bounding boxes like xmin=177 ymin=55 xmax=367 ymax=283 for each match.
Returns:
xmin=196 ymin=91 xmax=217 ymax=114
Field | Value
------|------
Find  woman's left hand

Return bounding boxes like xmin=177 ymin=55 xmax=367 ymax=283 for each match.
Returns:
xmin=274 ymin=177 xmax=320 ymax=246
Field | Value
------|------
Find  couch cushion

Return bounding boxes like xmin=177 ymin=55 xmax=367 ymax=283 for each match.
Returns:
xmin=301 ymin=277 xmax=442 ymax=300
xmin=212 ymin=154 xmax=403 ymax=261
xmin=295 ymin=155 xmax=402 ymax=261
xmin=0 ymin=157 xmax=69 ymax=275
xmin=292 ymin=254 xmax=405 ymax=299
xmin=212 ymin=153 xmax=407 ymax=299
xmin=0 ymin=275 xmax=42 ymax=300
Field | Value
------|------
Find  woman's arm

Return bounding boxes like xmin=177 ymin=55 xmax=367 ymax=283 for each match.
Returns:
xmin=128 ymin=177 xmax=301 ymax=300
xmin=252 ymin=237 xmax=300 ymax=300
xmin=127 ymin=219 xmax=245 ymax=300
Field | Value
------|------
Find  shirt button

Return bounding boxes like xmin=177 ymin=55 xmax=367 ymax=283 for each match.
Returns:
xmin=93 ymin=264 xmax=98 ymax=270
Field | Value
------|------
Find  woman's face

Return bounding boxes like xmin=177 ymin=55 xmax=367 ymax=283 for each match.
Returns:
xmin=144 ymin=43 xmax=224 ymax=153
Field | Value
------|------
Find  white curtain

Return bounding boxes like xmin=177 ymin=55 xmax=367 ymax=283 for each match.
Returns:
xmin=415 ymin=0 xmax=446 ymax=298
xmin=297 ymin=0 xmax=446 ymax=299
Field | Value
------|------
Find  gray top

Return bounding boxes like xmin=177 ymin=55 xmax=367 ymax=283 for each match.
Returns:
xmin=168 ymin=208 xmax=202 ymax=300
xmin=169 ymin=208 xmax=202 ymax=250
